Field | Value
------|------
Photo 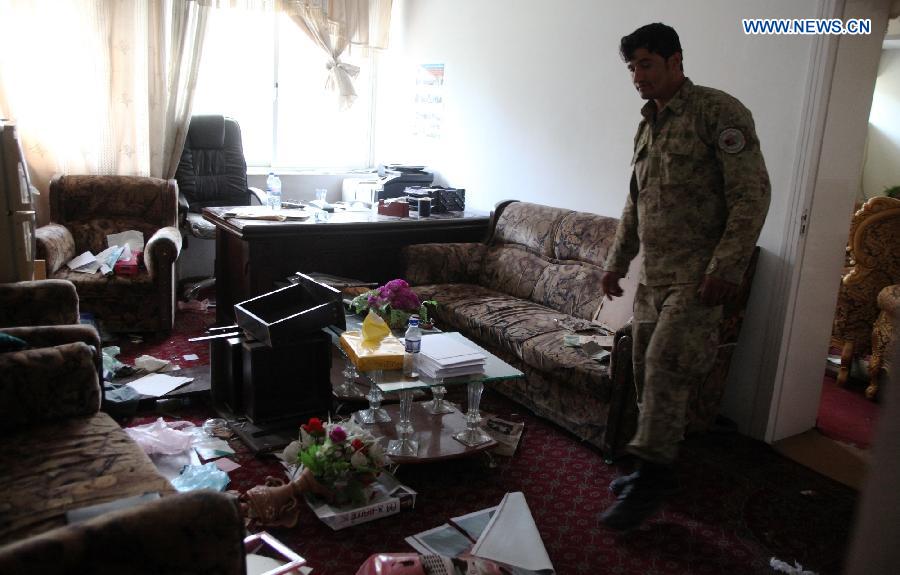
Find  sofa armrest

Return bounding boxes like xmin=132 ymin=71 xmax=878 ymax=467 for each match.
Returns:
xmin=403 ymin=242 xmax=486 ymax=286
xmin=0 ymin=341 xmax=100 ymax=429
xmin=877 ymin=284 xmax=900 ymax=315
xmin=0 ymin=279 xmax=80 ymax=327
xmin=2 ymin=324 xmax=102 ymax=388
xmin=0 ymin=491 xmax=246 ymax=575
xmin=144 ymin=225 xmax=182 ymax=280
xmin=35 ymin=223 xmax=75 ymax=275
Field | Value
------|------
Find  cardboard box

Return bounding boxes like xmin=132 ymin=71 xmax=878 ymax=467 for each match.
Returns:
xmin=305 ymin=472 xmax=416 ymax=531
xmin=339 ymin=330 xmax=404 ymax=371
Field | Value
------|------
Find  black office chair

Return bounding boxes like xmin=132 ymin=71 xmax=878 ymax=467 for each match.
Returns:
xmin=175 ymin=115 xmax=266 ymax=299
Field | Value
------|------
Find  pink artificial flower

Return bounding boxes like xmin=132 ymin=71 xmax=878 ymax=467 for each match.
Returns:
xmin=329 ymin=426 xmax=347 ymax=443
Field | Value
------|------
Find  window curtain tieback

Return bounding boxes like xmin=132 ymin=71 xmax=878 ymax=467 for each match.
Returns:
xmin=325 ymin=58 xmax=360 ymax=107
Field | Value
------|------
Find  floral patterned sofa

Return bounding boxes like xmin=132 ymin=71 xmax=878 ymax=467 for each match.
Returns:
xmin=0 ymin=280 xmax=245 ymax=574
xmin=403 ymin=200 xmax=758 ymax=457
xmin=35 ymin=175 xmax=182 ymax=335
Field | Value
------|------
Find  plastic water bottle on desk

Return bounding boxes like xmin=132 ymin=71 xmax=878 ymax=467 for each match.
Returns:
xmin=403 ymin=315 xmax=421 ymax=378
xmin=266 ymin=172 xmax=282 ymax=210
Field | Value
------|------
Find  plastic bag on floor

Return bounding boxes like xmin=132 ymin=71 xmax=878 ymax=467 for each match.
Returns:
xmin=124 ymin=417 xmax=194 ymax=455
xmin=172 ymin=462 xmax=230 ymax=492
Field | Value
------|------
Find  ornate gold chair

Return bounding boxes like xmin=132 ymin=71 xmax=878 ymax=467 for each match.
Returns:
xmin=831 ymin=196 xmax=900 ymax=399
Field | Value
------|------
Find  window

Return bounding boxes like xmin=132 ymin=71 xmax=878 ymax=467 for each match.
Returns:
xmin=192 ymin=7 xmax=374 ymax=170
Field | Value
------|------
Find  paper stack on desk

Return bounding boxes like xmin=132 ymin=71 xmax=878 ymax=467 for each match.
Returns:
xmin=416 ymin=333 xmax=486 ymax=379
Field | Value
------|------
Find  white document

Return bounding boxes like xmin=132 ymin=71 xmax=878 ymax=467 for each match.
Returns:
xmin=126 ymin=373 xmax=193 ymax=397
xmin=419 ymin=333 xmax=487 ymax=366
xmin=67 ymin=250 xmax=97 ymax=271
xmin=416 ymin=356 xmax=485 ymax=379
xmin=107 ymin=230 xmax=144 ymax=251
xmin=471 ymin=492 xmax=554 ymax=574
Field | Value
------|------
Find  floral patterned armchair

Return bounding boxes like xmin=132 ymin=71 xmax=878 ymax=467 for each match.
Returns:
xmin=832 ymin=196 xmax=900 ymax=399
xmin=34 ymin=175 xmax=182 ymax=335
xmin=0 ymin=279 xmax=102 ymax=391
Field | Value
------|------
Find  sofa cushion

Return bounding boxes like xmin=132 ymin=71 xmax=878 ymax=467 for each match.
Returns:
xmin=0 ymin=412 xmax=175 ymax=545
xmin=0 ymin=342 xmax=100 ymax=428
xmin=552 ymin=210 xmax=619 ymax=267
xmin=478 ymin=245 xmax=549 ymax=300
xmin=492 ymin=202 xmax=571 ymax=258
xmin=532 ymin=262 xmax=605 ymax=321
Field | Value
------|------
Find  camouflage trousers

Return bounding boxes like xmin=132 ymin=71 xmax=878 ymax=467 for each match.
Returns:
xmin=627 ymin=283 xmax=722 ymax=464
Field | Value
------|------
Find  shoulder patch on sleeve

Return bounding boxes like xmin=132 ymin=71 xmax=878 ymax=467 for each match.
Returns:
xmin=718 ymin=127 xmax=746 ymax=154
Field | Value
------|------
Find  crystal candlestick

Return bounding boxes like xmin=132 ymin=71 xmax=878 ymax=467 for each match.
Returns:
xmin=354 ymin=370 xmax=390 ymax=424
xmin=423 ymin=384 xmax=454 ymax=415
xmin=386 ymin=388 xmax=419 ymax=457
xmin=453 ymin=381 xmax=493 ymax=446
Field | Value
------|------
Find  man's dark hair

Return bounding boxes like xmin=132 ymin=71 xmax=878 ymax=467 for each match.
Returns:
xmin=620 ymin=23 xmax=682 ymax=63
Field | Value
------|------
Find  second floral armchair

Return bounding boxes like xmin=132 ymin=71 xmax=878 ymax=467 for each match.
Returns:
xmin=35 ymin=175 xmax=182 ymax=335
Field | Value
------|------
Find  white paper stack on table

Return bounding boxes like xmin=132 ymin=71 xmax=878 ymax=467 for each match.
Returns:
xmin=417 ymin=333 xmax=486 ymax=379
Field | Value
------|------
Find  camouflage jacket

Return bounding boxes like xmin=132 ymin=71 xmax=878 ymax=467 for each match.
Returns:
xmin=604 ymin=78 xmax=771 ymax=285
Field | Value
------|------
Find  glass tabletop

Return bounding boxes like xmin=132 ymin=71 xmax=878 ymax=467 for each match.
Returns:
xmin=368 ymin=331 xmax=524 ymax=394
xmin=327 ymin=312 xmax=523 ymax=393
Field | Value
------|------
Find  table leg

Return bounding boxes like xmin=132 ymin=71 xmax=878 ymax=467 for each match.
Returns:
xmin=453 ymin=381 xmax=493 ymax=446
xmin=354 ymin=370 xmax=391 ymax=424
xmin=423 ymin=383 xmax=454 ymax=415
xmin=386 ymin=388 xmax=419 ymax=457
xmin=337 ymin=362 xmax=365 ymax=398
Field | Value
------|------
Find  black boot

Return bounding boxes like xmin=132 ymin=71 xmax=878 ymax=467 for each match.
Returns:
xmin=609 ymin=467 xmax=680 ymax=496
xmin=600 ymin=460 xmax=674 ymax=531
xmin=608 ymin=471 xmax=639 ymax=496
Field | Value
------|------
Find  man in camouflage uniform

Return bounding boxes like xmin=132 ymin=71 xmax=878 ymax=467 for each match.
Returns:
xmin=599 ymin=23 xmax=770 ymax=530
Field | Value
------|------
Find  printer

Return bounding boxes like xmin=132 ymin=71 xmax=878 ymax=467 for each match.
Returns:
xmin=377 ymin=164 xmax=433 ymax=200
xmin=341 ymin=165 xmax=435 ymax=205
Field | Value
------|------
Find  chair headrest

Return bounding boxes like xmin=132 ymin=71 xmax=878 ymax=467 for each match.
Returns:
xmin=187 ymin=115 xmax=226 ymax=149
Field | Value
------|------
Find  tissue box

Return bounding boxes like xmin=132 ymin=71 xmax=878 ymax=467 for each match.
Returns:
xmin=114 ymin=250 xmax=142 ymax=276
xmin=339 ymin=330 xmax=405 ymax=371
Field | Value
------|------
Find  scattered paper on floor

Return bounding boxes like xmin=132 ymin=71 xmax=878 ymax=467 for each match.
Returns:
xmin=126 ymin=373 xmax=193 ymax=397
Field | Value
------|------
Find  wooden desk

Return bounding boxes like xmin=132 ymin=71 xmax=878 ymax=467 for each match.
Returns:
xmin=203 ymin=207 xmax=491 ymax=323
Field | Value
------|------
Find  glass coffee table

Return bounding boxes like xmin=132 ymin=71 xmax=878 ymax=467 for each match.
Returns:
xmin=337 ymin=330 xmax=524 ymax=461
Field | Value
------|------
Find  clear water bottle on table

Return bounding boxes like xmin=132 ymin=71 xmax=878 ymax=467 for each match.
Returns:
xmin=266 ymin=172 xmax=282 ymax=210
xmin=403 ymin=315 xmax=421 ymax=378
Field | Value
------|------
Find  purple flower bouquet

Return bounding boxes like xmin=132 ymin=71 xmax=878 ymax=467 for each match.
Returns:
xmin=350 ymin=279 xmax=437 ymax=330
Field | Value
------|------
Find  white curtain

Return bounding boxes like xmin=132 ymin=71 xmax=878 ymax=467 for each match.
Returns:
xmin=282 ymin=0 xmax=392 ymax=109
xmin=150 ymin=0 xmax=210 ymax=178
xmin=0 ymin=0 xmax=209 ymax=218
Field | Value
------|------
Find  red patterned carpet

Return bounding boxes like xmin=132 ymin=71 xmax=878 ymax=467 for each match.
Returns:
xmin=121 ymin=312 xmax=858 ymax=575
xmin=816 ymin=373 xmax=879 ymax=448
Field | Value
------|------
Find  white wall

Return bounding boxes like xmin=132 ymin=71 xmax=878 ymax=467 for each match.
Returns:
xmin=862 ymin=47 xmax=900 ymax=199
xmin=389 ymin=0 xmax=823 ymax=435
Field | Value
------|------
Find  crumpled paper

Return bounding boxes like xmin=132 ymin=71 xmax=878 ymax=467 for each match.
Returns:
xmin=171 ymin=462 xmax=230 ymax=492
xmin=134 ymin=354 xmax=179 ymax=373
xmin=124 ymin=417 xmax=195 ymax=455
xmin=361 ymin=310 xmax=390 ymax=346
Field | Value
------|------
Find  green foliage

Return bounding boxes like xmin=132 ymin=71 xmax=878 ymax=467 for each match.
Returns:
xmin=884 ymin=185 xmax=900 ymax=199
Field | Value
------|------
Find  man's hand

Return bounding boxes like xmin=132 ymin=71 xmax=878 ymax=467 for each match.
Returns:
xmin=601 ymin=271 xmax=624 ymax=300
xmin=697 ymin=275 xmax=738 ymax=306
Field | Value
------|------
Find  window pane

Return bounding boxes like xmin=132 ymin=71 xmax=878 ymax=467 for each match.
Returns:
xmin=193 ymin=8 xmax=275 ymax=167
xmin=274 ymin=15 xmax=372 ymax=170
